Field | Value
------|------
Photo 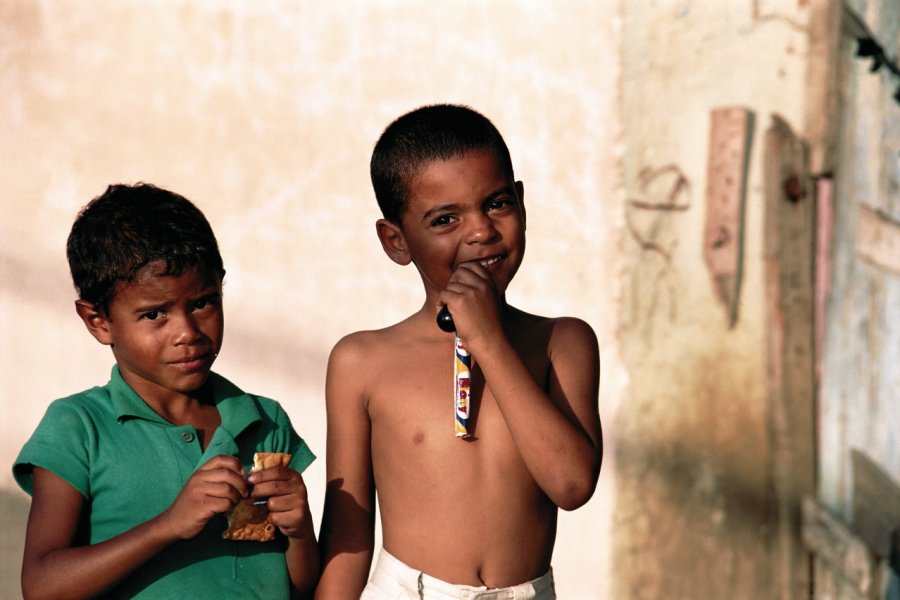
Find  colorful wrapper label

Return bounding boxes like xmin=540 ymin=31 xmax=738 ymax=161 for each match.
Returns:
xmin=454 ymin=335 xmax=472 ymax=438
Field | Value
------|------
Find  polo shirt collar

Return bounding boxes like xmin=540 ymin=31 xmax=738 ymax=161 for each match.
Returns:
xmin=108 ymin=365 xmax=262 ymax=439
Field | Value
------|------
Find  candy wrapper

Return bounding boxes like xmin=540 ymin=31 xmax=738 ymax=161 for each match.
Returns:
xmin=453 ymin=335 xmax=472 ymax=439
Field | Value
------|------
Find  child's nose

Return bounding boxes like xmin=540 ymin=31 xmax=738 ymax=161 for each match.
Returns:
xmin=173 ymin=313 xmax=203 ymax=344
xmin=465 ymin=213 xmax=499 ymax=243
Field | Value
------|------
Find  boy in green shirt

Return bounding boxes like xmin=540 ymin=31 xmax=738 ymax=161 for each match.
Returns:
xmin=14 ymin=183 xmax=318 ymax=598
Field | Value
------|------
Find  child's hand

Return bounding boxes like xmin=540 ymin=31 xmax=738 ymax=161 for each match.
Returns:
xmin=161 ymin=454 xmax=247 ymax=540
xmin=439 ymin=261 xmax=504 ymax=348
xmin=247 ymin=465 xmax=314 ymax=540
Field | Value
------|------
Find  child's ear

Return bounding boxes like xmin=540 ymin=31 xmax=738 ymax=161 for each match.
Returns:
xmin=74 ymin=300 xmax=114 ymax=346
xmin=375 ymin=219 xmax=412 ymax=266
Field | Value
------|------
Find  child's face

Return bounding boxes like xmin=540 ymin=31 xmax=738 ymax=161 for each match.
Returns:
xmin=392 ymin=150 xmax=526 ymax=300
xmin=90 ymin=264 xmax=224 ymax=404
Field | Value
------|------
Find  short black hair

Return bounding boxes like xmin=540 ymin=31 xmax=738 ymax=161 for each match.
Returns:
xmin=370 ymin=104 xmax=515 ymax=224
xmin=66 ymin=183 xmax=225 ymax=314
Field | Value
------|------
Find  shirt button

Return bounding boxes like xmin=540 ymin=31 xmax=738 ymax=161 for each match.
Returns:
xmin=181 ymin=431 xmax=195 ymax=443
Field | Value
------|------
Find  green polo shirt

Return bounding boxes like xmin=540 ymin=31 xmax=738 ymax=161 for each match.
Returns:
xmin=14 ymin=366 xmax=315 ymax=599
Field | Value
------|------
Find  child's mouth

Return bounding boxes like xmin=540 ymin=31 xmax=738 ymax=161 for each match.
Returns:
xmin=479 ymin=255 xmax=504 ymax=270
xmin=172 ymin=352 xmax=211 ymax=371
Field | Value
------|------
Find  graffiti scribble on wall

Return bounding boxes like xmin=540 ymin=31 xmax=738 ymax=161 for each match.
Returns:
xmin=624 ymin=163 xmax=691 ymax=339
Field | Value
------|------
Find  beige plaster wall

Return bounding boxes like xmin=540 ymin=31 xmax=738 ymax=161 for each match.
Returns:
xmin=615 ymin=1 xmax=811 ymax=599
xmin=0 ymin=1 xmax=622 ymax=597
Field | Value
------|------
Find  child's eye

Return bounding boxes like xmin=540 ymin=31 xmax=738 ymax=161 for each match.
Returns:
xmin=142 ymin=310 xmax=162 ymax=321
xmin=485 ymin=198 xmax=513 ymax=212
xmin=430 ymin=214 xmax=456 ymax=227
xmin=193 ymin=295 xmax=221 ymax=311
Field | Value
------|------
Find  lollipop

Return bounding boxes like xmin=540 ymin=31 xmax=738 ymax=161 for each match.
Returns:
xmin=437 ymin=305 xmax=456 ymax=333
xmin=437 ymin=306 xmax=472 ymax=439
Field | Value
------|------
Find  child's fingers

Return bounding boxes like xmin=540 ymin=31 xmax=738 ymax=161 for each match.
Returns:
xmin=253 ymin=480 xmax=306 ymax=505
xmin=247 ymin=468 xmax=305 ymax=500
xmin=440 ymin=263 xmax=499 ymax=316
xmin=262 ymin=477 xmax=312 ymax=539
xmin=452 ymin=264 xmax=499 ymax=299
xmin=455 ymin=261 xmax=491 ymax=280
xmin=440 ymin=267 xmax=491 ymax=311
xmin=267 ymin=504 xmax=309 ymax=534
xmin=165 ymin=465 xmax=248 ymax=540
xmin=445 ymin=264 xmax=488 ymax=291
xmin=191 ymin=456 xmax=249 ymax=498
xmin=197 ymin=454 xmax=245 ymax=476
xmin=246 ymin=465 xmax=299 ymax=485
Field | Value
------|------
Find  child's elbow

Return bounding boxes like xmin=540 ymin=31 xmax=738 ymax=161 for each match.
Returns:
xmin=554 ymin=457 xmax=601 ymax=511
xmin=22 ymin=576 xmax=60 ymax=600
xmin=21 ymin=572 xmax=49 ymax=600
xmin=555 ymin=479 xmax=596 ymax=511
xmin=21 ymin=565 xmax=40 ymax=600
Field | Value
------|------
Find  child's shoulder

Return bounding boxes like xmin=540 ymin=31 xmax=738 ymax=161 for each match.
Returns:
xmin=503 ymin=310 xmax=599 ymax=370
xmin=510 ymin=308 xmax=597 ymax=342
xmin=43 ymin=384 xmax=115 ymax=417
xmin=329 ymin=315 xmax=421 ymax=357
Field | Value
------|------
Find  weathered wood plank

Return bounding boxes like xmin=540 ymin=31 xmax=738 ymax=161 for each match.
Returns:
xmin=802 ymin=497 xmax=875 ymax=597
xmin=856 ymin=204 xmax=900 ymax=277
xmin=804 ymin=0 xmax=843 ymax=175
xmin=764 ymin=115 xmax=817 ymax=600
xmin=852 ymin=449 xmax=900 ymax=559
xmin=815 ymin=178 xmax=833 ymax=391
xmin=703 ymin=107 xmax=753 ymax=328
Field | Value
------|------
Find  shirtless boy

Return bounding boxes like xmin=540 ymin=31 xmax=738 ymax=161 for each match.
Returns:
xmin=316 ymin=104 xmax=602 ymax=599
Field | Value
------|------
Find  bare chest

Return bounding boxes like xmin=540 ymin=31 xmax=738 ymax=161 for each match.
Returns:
xmin=366 ymin=341 xmax=548 ymax=462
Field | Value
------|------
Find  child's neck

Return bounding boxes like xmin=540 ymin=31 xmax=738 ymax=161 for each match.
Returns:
xmin=144 ymin=385 xmax=221 ymax=449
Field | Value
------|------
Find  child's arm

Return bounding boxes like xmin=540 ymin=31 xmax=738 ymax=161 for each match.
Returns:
xmin=247 ymin=465 xmax=318 ymax=597
xmin=442 ymin=265 xmax=603 ymax=510
xmin=316 ymin=336 xmax=377 ymax=598
xmin=480 ymin=316 xmax=602 ymax=509
xmin=21 ymin=455 xmax=247 ymax=599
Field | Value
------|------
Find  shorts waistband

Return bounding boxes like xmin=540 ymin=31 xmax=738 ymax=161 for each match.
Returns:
xmin=373 ymin=548 xmax=555 ymax=599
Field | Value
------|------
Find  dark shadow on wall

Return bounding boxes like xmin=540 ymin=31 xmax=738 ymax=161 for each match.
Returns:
xmin=0 ymin=488 xmax=28 ymax=599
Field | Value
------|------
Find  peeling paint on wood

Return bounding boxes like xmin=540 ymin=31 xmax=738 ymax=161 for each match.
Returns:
xmin=704 ymin=107 xmax=754 ymax=328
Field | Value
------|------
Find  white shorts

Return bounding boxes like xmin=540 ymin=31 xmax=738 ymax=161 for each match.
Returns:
xmin=361 ymin=549 xmax=556 ymax=600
